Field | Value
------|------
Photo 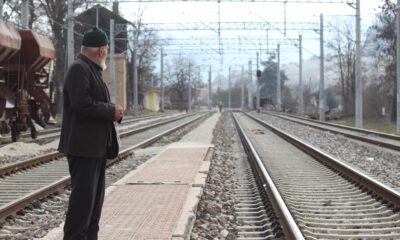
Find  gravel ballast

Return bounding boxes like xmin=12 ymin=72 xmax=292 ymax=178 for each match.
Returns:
xmin=191 ymin=112 xmax=239 ymax=240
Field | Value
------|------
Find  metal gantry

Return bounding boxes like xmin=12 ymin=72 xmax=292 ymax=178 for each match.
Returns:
xmin=143 ymin=21 xmax=319 ymax=32
xmin=158 ymin=37 xmax=299 ymax=47
xmin=87 ymin=0 xmax=355 ymax=3
xmin=62 ymin=0 xmax=363 ymax=120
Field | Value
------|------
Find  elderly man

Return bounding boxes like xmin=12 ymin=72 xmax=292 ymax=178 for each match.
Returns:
xmin=58 ymin=27 xmax=123 ymax=240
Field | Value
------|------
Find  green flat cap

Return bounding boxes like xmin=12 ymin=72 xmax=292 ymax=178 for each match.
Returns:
xmin=82 ymin=27 xmax=109 ymax=47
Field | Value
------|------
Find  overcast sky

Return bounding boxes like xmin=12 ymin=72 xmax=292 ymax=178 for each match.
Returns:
xmin=119 ymin=1 xmax=383 ymax=78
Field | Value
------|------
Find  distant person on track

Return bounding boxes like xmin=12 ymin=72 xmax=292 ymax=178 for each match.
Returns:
xmin=218 ymin=101 xmax=223 ymax=112
xmin=58 ymin=27 xmax=123 ymax=240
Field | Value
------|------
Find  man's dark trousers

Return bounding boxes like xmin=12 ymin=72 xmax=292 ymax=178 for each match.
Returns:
xmin=63 ymin=155 xmax=106 ymax=240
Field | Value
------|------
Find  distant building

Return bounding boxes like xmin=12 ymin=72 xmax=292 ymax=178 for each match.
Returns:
xmin=143 ymin=87 xmax=160 ymax=112
xmin=197 ymin=87 xmax=209 ymax=106
xmin=103 ymin=53 xmax=127 ymax=110
xmin=74 ymin=4 xmax=128 ymax=54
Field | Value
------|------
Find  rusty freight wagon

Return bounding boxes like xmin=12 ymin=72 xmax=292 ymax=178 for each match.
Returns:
xmin=0 ymin=21 xmax=55 ymax=142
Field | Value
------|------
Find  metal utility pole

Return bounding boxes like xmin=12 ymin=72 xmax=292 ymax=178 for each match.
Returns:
xmin=21 ymin=0 xmax=29 ymax=29
xmin=355 ymin=0 xmax=362 ymax=128
xmin=319 ymin=14 xmax=325 ymax=121
xmin=208 ymin=65 xmax=212 ymax=110
xmin=67 ymin=0 xmax=74 ymax=67
xmin=188 ymin=64 xmax=192 ymax=112
xmin=299 ymin=34 xmax=304 ymax=115
xmin=256 ymin=52 xmax=260 ymax=110
xmin=248 ymin=60 xmax=253 ymax=109
xmin=228 ymin=66 xmax=231 ymax=109
xmin=109 ymin=19 xmax=116 ymax=103
xmin=277 ymin=44 xmax=281 ymax=111
xmin=397 ymin=0 xmax=400 ymax=134
xmin=133 ymin=44 xmax=138 ymax=113
xmin=0 ymin=0 xmax=4 ymax=20
xmin=266 ymin=29 xmax=269 ymax=55
xmin=283 ymin=1 xmax=287 ymax=36
xmin=96 ymin=6 xmax=99 ymax=27
xmin=160 ymin=48 xmax=165 ymax=112
xmin=241 ymin=65 xmax=245 ymax=109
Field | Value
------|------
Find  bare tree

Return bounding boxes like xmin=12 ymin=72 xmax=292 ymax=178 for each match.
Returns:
xmin=326 ymin=20 xmax=356 ymax=117
xmin=127 ymin=6 xmax=159 ymax=110
xmin=165 ymin=56 xmax=200 ymax=110
xmin=2 ymin=0 xmax=21 ymax=23
xmin=370 ymin=0 xmax=397 ymax=121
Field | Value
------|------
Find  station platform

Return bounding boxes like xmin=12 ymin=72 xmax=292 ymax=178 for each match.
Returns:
xmin=42 ymin=112 xmax=219 ymax=240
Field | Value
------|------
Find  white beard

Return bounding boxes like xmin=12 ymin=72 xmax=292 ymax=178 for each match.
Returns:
xmin=100 ymin=57 xmax=107 ymax=70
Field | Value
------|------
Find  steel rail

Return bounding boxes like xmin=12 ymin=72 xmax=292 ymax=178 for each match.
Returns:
xmin=0 ymin=112 xmax=171 ymax=144
xmin=245 ymin=112 xmax=400 ymax=207
xmin=263 ymin=111 xmax=400 ymax=151
xmin=272 ymin=111 xmax=400 ymax=140
xmin=232 ymin=113 xmax=304 ymax=240
xmin=0 ymin=112 xmax=210 ymax=222
xmin=0 ymin=152 xmax=62 ymax=176
xmin=0 ymin=176 xmax=71 ymax=223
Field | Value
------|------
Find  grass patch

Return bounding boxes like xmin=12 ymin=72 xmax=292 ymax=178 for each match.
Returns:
xmin=330 ymin=118 xmax=396 ymax=134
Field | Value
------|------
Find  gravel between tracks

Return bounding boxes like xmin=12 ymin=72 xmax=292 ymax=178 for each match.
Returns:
xmin=251 ymin=112 xmax=400 ymax=192
xmin=0 ymin=141 xmax=59 ymax=166
xmin=191 ymin=112 xmax=238 ymax=240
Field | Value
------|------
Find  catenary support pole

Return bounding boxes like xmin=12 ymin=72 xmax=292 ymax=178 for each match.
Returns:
xmin=160 ymin=48 xmax=165 ymax=112
xmin=277 ymin=44 xmax=281 ymax=111
xmin=248 ymin=60 xmax=253 ymax=109
xmin=110 ymin=19 xmax=116 ymax=103
xmin=67 ymin=0 xmax=74 ymax=67
xmin=208 ymin=65 xmax=212 ymax=110
xmin=242 ymin=65 xmax=245 ymax=109
xmin=397 ymin=0 xmax=400 ymax=134
xmin=319 ymin=14 xmax=325 ymax=121
xmin=133 ymin=44 xmax=138 ymax=113
xmin=21 ymin=0 xmax=29 ymax=29
xmin=256 ymin=52 xmax=260 ymax=110
xmin=0 ymin=0 xmax=4 ymax=20
xmin=228 ymin=66 xmax=231 ymax=109
xmin=188 ymin=64 xmax=192 ymax=112
xmin=355 ymin=0 xmax=362 ymax=128
xmin=299 ymin=34 xmax=304 ymax=115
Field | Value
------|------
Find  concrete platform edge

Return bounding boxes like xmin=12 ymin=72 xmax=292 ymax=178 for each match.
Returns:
xmin=172 ymin=147 xmax=214 ymax=240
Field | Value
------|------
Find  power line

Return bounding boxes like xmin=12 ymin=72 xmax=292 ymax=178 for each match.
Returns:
xmin=86 ymin=0 xmax=355 ymax=3
xmin=143 ymin=21 xmax=319 ymax=31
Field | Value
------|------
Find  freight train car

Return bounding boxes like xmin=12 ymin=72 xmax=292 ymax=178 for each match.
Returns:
xmin=0 ymin=21 xmax=55 ymax=141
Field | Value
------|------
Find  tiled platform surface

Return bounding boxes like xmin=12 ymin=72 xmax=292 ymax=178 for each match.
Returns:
xmin=42 ymin=112 xmax=220 ymax=240
xmin=42 ymin=144 xmax=212 ymax=240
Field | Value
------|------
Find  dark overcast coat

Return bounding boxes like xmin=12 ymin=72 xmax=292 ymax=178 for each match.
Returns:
xmin=58 ymin=54 xmax=118 ymax=159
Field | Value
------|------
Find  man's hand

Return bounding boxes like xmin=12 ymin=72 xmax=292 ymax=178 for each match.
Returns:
xmin=115 ymin=104 xmax=124 ymax=122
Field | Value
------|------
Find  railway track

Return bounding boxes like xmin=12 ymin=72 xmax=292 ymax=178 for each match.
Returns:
xmin=0 ymin=112 xmax=210 ymax=222
xmin=0 ymin=112 xmax=191 ymax=171
xmin=263 ymin=111 xmax=400 ymax=151
xmin=234 ymin=153 xmax=284 ymax=239
xmin=232 ymin=112 xmax=400 ymax=239
xmin=0 ymin=112 xmax=176 ymax=145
